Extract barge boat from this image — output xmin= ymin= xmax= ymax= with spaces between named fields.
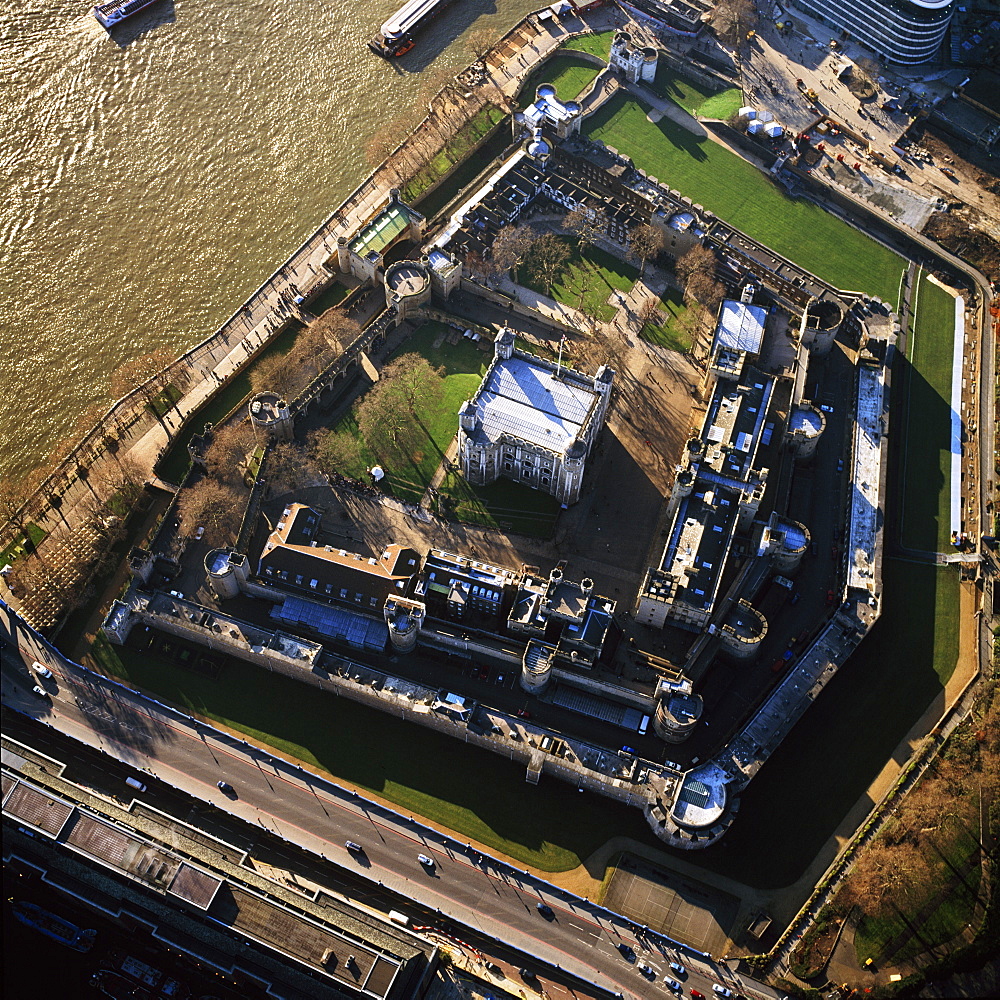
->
xmin=369 ymin=0 xmax=457 ymax=57
xmin=11 ymin=900 xmax=97 ymax=952
xmin=93 ymin=0 xmax=162 ymax=30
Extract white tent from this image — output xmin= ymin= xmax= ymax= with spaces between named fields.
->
xmin=747 ymin=120 xmax=764 ymax=134
xmin=738 ymin=106 xmax=757 ymax=119
xmin=765 ymin=122 xmax=783 ymax=138
xmin=370 ymin=466 xmax=385 ymax=482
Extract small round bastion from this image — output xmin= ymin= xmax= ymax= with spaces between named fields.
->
xmin=249 ymin=391 xmax=293 ymax=442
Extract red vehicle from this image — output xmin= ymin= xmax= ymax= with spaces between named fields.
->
xmin=691 ymin=991 xmax=705 ymax=999
xmin=516 ymin=708 xmax=532 ymax=718
xmin=826 ymin=589 xmax=835 ymax=605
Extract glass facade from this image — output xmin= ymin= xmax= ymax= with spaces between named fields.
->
xmin=791 ymin=0 xmax=955 ymax=64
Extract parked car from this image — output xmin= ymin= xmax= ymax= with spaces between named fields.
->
xmin=194 ymin=526 xmax=205 ymax=540
xmin=669 ymin=962 xmax=686 ymax=976
xmin=712 ymin=987 xmax=734 ymax=997
xmin=518 ymin=968 xmax=537 ymax=981
xmin=32 ymin=684 xmax=48 ymax=698
xmin=638 ymin=962 xmax=656 ymax=979
xmin=620 ymin=745 xmax=637 ymax=756
xmin=826 ymin=588 xmax=835 ymax=605
xmin=516 ymin=708 xmax=532 ymax=718
xmin=617 ymin=943 xmax=636 ymax=962
xmin=690 ymin=991 xmax=705 ymax=999
xmin=31 ymin=660 xmax=52 ymax=679
xmin=664 ymin=979 xmax=683 ymax=992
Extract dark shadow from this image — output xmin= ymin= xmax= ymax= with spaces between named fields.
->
xmin=388 ymin=1 xmax=498 ymax=74
xmin=103 ymin=0 xmax=177 ymax=49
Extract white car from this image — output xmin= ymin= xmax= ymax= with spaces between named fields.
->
xmin=32 ymin=660 xmax=53 ymax=679
xmin=417 ymin=854 xmax=435 ymax=867
xmin=669 ymin=962 xmax=686 ymax=977
xmin=663 ymin=979 xmax=682 ymax=992
xmin=712 ymin=986 xmax=734 ymax=997
xmin=194 ymin=526 xmax=205 ymax=540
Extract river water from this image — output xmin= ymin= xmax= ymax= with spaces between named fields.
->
xmin=0 ymin=0 xmax=540 ymax=481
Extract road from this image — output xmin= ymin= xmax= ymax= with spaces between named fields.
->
xmin=1 ymin=603 xmax=785 ymax=1000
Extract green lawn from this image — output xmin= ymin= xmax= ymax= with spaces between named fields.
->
xmin=0 ymin=522 xmax=47 ymax=566
xmin=330 ymin=322 xmax=564 ymax=537
xmin=855 ymin=817 xmax=982 ymax=964
xmin=647 ymin=66 xmax=742 ymax=120
xmin=564 ymin=30 xmax=614 ymax=61
xmin=521 ymin=52 xmax=601 ymax=103
xmin=900 ymin=276 xmax=958 ymax=552
xmin=330 ymin=322 xmax=486 ymax=504
xmin=155 ymin=321 xmax=304 ymax=485
xmin=402 ymin=105 xmax=507 ymax=204
xmin=438 ymin=469 xmax=562 ymax=538
xmin=147 ymin=383 xmax=183 ymax=419
xmin=641 ymin=286 xmax=697 ymax=352
xmin=689 ymin=560 xmax=960 ymax=889
xmin=308 ymin=282 xmax=348 ymax=316
xmin=89 ymin=633 xmax=657 ymax=871
xmin=520 ymin=239 xmax=639 ymax=322
xmin=583 ymin=93 xmax=905 ymax=303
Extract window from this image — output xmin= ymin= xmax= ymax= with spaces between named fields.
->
xmin=265 ymin=567 xmax=273 ymax=576
xmin=542 ymin=478 xmax=550 ymax=487
xmin=504 ymin=462 xmax=512 ymax=471
xmin=325 ymin=584 xmax=333 ymax=594
xmin=542 ymin=467 xmax=551 ymax=476
xmin=354 ymin=592 xmax=362 ymax=603
xmin=340 ymin=588 xmax=348 ymax=598
xmin=309 ymin=579 xmax=318 ymax=589
xmin=295 ymin=575 xmax=304 ymax=585
xmin=370 ymin=596 xmax=378 ymax=607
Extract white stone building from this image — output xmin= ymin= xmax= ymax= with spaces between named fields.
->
xmin=457 ymin=329 xmax=613 ymax=506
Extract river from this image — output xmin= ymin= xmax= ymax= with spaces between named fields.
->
xmin=0 ymin=0 xmax=541 ymax=481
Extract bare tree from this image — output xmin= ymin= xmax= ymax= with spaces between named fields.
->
xmin=855 ymin=56 xmax=882 ymax=85
xmin=177 ymin=478 xmax=244 ymax=546
xmin=711 ymin=0 xmax=758 ymax=46
xmin=467 ymin=27 xmax=497 ymax=61
xmin=637 ymin=297 xmax=662 ymax=328
xmin=526 ymin=233 xmax=571 ymax=292
xmin=684 ymin=272 xmax=726 ymax=311
xmin=842 ymin=839 xmax=931 ymax=915
xmin=94 ymin=454 xmax=147 ymax=507
xmin=267 ymin=441 xmax=320 ymax=495
xmin=109 ymin=347 xmax=179 ymax=425
xmin=491 ymin=225 xmax=538 ymax=276
xmin=249 ymin=352 xmax=305 ymax=401
xmin=204 ymin=422 xmax=256 ymax=488
xmin=564 ymin=206 xmax=609 ymax=250
xmin=312 ymin=309 xmax=360 ymax=355
xmin=628 ymin=224 xmax=666 ymax=273
xmin=676 ymin=243 xmax=718 ymax=285
xmin=309 ymin=428 xmax=364 ymax=478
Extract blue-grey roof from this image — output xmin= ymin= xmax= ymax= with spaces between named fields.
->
xmin=713 ymin=300 xmax=767 ymax=356
xmin=473 ymin=357 xmax=598 ymax=452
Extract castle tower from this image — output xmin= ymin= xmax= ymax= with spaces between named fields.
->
xmin=653 ymin=681 xmax=703 ymax=743
xmin=384 ymin=596 xmax=426 ymax=653
xmin=494 ymin=326 xmax=516 ymax=361
xmin=249 ymin=392 xmax=294 ymax=443
xmin=205 ymin=549 xmax=249 ymax=600
xmin=786 ymin=404 xmax=826 ymax=461
xmin=520 ymin=640 xmax=556 ymax=695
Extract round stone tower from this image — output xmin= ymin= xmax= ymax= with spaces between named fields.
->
xmin=786 ymin=404 xmax=825 ymax=461
xmin=249 ymin=391 xmax=294 ymax=443
xmin=718 ymin=600 xmax=767 ymax=660
xmin=520 ymin=640 xmax=556 ymax=695
xmin=384 ymin=596 xmax=426 ymax=654
xmin=654 ymin=689 xmax=704 ymax=743
xmin=205 ymin=549 xmax=248 ymax=600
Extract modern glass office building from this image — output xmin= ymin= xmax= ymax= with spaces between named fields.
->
xmin=791 ymin=0 xmax=956 ymax=64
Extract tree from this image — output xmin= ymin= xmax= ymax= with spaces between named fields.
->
xmin=491 ymin=225 xmax=537 ymax=276
xmin=266 ymin=441 xmax=320 ymax=495
xmin=526 ymin=233 xmax=571 ymax=292
xmin=109 ymin=347 xmax=179 ymax=425
xmin=95 ymin=454 xmax=147 ymax=507
xmin=467 ymin=27 xmax=496 ymax=61
xmin=309 ymin=428 xmax=364 ymax=478
xmin=676 ymin=243 xmax=718 ymax=286
xmin=711 ymin=0 xmax=758 ymax=46
xmin=843 ymin=839 xmax=931 ymax=915
xmin=355 ymin=354 xmax=444 ymax=460
xmin=312 ymin=309 xmax=360 ymax=355
xmin=637 ymin=297 xmax=662 ymax=328
xmin=564 ymin=206 xmax=608 ymax=250
xmin=249 ymin=352 xmax=305 ymax=401
xmin=627 ymin=224 xmax=666 ymax=272
xmin=177 ymin=478 xmax=244 ymax=546
xmin=684 ymin=272 xmax=726 ymax=311
xmin=204 ymin=422 xmax=256 ymax=488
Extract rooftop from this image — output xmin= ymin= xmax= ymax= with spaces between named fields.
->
xmin=468 ymin=355 xmax=601 ymax=453
xmin=348 ymin=202 xmax=414 ymax=260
